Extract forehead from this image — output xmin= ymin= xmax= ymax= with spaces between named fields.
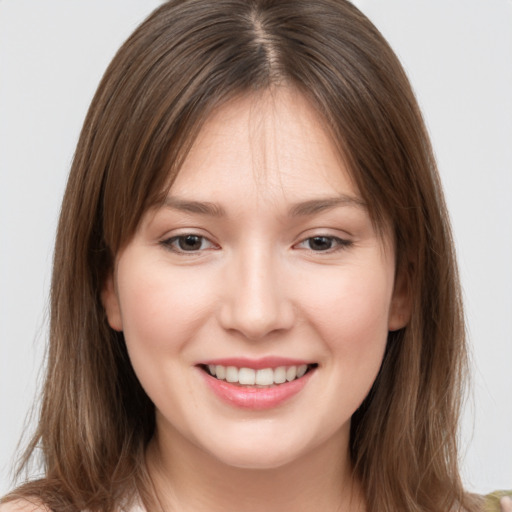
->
xmin=168 ymin=87 xmax=360 ymax=207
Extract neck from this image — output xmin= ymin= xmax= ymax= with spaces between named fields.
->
xmin=145 ymin=423 xmax=365 ymax=512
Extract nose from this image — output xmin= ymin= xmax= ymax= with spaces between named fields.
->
xmin=218 ymin=245 xmax=295 ymax=340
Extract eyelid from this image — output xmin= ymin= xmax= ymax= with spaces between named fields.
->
xmin=293 ymin=235 xmax=353 ymax=253
xmin=158 ymin=230 xmax=352 ymax=255
xmin=160 ymin=233 xmax=219 ymax=254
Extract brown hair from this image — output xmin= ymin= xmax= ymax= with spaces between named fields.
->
xmin=3 ymin=1 xmax=479 ymax=511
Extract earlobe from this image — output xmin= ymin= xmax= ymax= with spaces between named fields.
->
xmin=388 ymin=267 xmax=412 ymax=332
xmin=101 ymin=273 xmax=123 ymax=332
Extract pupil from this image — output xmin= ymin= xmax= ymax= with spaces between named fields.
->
xmin=310 ymin=237 xmax=332 ymax=251
xmin=179 ymin=235 xmax=202 ymax=251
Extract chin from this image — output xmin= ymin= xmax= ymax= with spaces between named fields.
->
xmin=198 ymin=426 xmax=323 ymax=471
xmin=210 ymin=446 xmax=302 ymax=471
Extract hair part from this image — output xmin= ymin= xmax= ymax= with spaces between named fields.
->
xmin=3 ymin=1 xmax=478 ymax=511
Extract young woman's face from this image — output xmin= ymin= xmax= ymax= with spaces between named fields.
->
xmin=103 ymin=88 xmax=408 ymax=470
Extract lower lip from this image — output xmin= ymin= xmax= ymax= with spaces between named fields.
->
xmin=200 ymin=369 xmax=314 ymax=410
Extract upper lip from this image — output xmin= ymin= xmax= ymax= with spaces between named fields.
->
xmin=197 ymin=357 xmax=314 ymax=370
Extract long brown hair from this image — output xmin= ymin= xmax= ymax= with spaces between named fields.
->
xmin=3 ymin=1 xmax=479 ymax=511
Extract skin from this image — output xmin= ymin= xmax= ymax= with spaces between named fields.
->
xmin=501 ymin=497 xmax=512 ymax=512
xmin=1 ymin=89 xmax=509 ymax=512
xmin=101 ymin=88 xmax=410 ymax=511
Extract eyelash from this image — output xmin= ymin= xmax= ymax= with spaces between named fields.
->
xmin=295 ymin=236 xmax=353 ymax=253
xmin=160 ymin=234 xmax=352 ymax=254
xmin=161 ymin=234 xmax=217 ymax=254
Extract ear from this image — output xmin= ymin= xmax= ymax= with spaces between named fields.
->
xmin=101 ymin=273 xmax=123 ymax=332
xmin=388 ymin=265 xmax=412 ymax=332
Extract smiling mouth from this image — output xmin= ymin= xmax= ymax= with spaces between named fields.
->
xmin=200 ymin=364 xmax=318 ymax=387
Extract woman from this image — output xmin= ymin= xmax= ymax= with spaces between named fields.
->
xmin=1 ymin=1 xmax=509 ymax=511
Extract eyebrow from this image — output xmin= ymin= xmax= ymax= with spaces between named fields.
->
xmin=163 ymin=197 xmax=226 ymax=217
xmin=163 ymin=194 xmax=366 ymax=217
xmin=288 ymin=195 xmax=367 ymax=216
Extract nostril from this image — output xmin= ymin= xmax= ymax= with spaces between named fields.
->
xmin=218 ymin=302 xmax=295 ymax=341
xmin=217 ymin=265 xmax=295 ymax=339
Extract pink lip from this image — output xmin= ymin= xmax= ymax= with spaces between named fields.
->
xmin=199 ymin=356 xmax=311 ymax=370
xmin=198 ymin=365 xmax=315 ymax=411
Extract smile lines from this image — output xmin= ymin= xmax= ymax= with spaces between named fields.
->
xmin=204 ymin=364 xmax=315 ymax=387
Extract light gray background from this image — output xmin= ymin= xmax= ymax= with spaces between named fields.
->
xmin=1 ymin=0 xmax=511 ymax=495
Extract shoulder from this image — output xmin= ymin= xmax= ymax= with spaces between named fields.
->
xmin=0 ymin=499 xmax=50 ymax=512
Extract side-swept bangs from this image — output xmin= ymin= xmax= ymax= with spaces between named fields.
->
xmin=9 ymin=2 xmax=471 ymax=511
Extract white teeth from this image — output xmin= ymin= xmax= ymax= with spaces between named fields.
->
xmin=239 ymin=367 xmax=256 ymax=385
xmin=297 ymin=364 xmax=308 ymax=378
xmin=286 ymin=366 xmax=297 ymax=382
xmin=273 ymin=366 xmax=287 ymax=384
xmin=206 ymin=364 xmax=312 ymax=386
xmin=215 ymin=365 xmax=226 ymax=380
xmin=226 ymin=366 xmax=238 ymax=383
xmin=255 ymin=368 xmax=274 ymax=386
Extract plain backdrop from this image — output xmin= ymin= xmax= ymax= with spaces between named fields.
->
xmin=1 ymin=0 xmax=511 ymax=496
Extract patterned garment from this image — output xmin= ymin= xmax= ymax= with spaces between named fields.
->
xmin=484 ymin=491 xmax=512 ymax=512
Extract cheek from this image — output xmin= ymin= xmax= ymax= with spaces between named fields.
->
xmin=297 ymin=261 xmax=393 ymax=363
xmin=115 ymin=259 xmax=219 ymax=417
xmin=116 ymin=260 xmax=216 ymax=357
xmin=283 ymin=259 xmax=394 ymax=440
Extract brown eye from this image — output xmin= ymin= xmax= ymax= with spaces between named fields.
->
xmin=307 ymin=236 xmax=335 ymax=251
xmin=162 ymin=234 xmax=216 ymax=253
xmin=295 ymin=236 xmax=352 ymax=253
xmin=178 ymin=235 xmax=203 ymax=251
